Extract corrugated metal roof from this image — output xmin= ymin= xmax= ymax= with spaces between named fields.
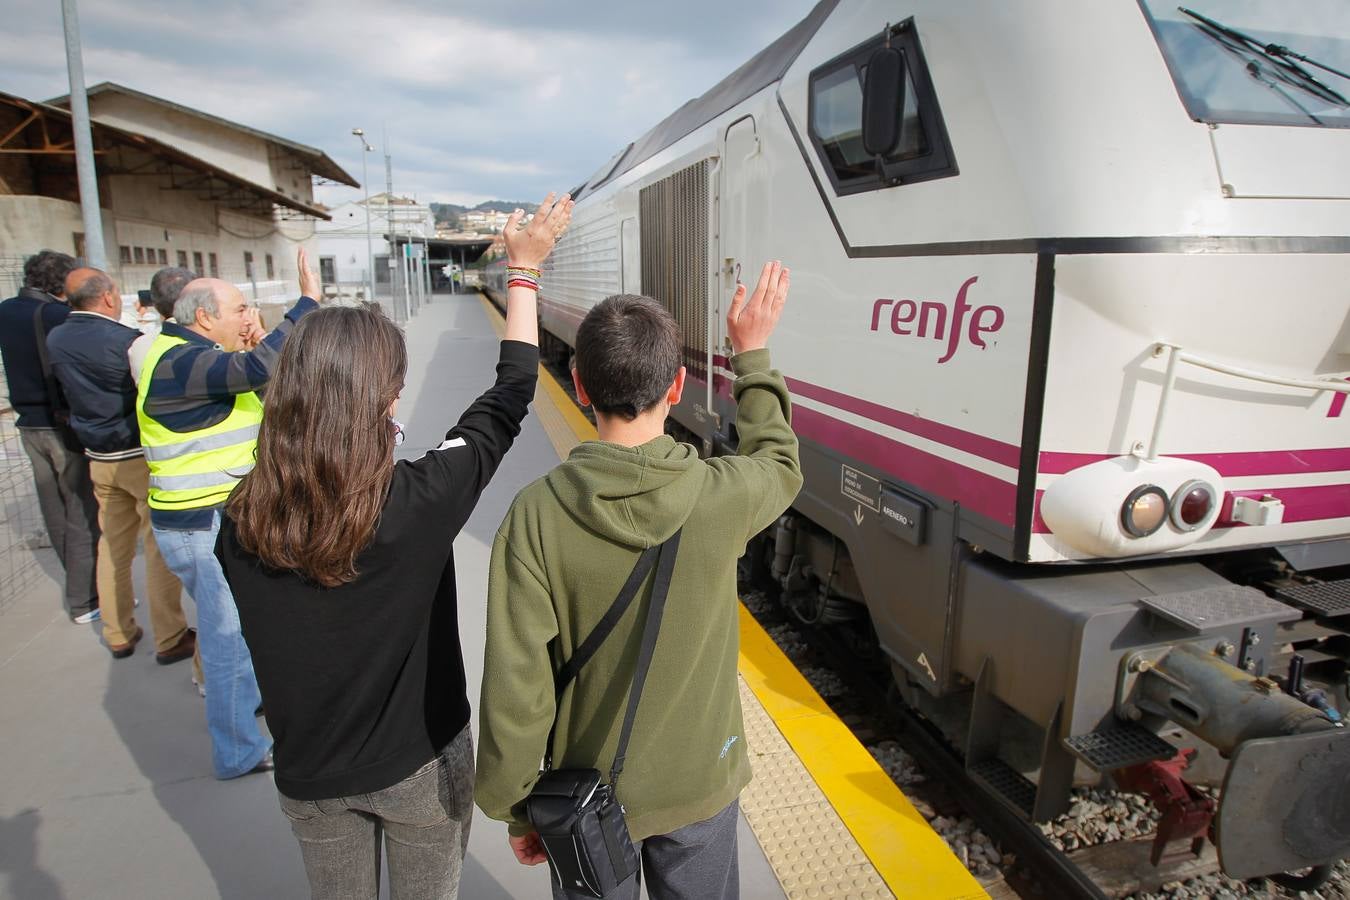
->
xmin=0 ymin=90 xmax=334 ymax=221
xmin=46 ymin=82 xmax=359 ymax=188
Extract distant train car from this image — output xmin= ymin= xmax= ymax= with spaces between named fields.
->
xmin=485 ymin=0 xmax=1350 ymax=881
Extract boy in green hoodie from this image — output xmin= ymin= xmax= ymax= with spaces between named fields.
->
xmin=476 ymin=261 xmax=801 ymax=899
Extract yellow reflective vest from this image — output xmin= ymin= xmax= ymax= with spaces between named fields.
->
xmin=136 ymin=333 xmax=263 ymax=511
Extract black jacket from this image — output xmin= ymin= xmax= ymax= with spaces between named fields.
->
xmin=0 ymin=288 xmax=72 ymax=428
xmin=217 ymin=341 xmax=539 ymax=800
xmin=46 ymin=312 xmax=144 ymax=461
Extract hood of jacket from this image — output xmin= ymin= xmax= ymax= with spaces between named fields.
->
xmin=545 ymin=435 xmax=704 ymax=548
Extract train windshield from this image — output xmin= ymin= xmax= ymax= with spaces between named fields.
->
xmin=1140 ymin=1 xmax=1350 ymax=128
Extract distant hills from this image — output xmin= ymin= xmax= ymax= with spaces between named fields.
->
xmin=431 ymin=200 xmax=532 ymax=226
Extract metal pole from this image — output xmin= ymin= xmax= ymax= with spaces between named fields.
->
xmin=60 ymin=0 xmax=106 ymax=269
xmin=384 ymin=148 xmax=400 ymax=322
xmin=352 ymin=129 xmax=374 ymax=302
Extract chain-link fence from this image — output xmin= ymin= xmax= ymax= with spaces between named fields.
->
xmin=0 ymin=360 xmax=47 ymax=617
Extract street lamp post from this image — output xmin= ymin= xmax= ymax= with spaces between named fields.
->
xmin=351 ymin=128 xmax=375 ymax=302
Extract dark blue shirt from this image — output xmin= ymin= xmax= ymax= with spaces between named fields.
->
xmin=0 ymin=288 xmax=72 ymax=428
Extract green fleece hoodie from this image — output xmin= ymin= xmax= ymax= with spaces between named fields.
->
xmin=475 ymin=348 xmax=802 ymax=840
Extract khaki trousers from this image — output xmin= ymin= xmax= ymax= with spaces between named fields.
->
xmin=90 ymin=457 xmax=187 ymax=652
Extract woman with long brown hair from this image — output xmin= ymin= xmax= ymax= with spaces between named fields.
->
xmin=217 ymin=193 xmax=573 ymax=898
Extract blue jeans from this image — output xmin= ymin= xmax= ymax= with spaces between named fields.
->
xmin=153 ymin=512 xmax=271 ymax=779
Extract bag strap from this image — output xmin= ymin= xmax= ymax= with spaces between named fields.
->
xmin=609 ymin=527 xmax=681 ymax=786
xmin=543 ymin=528 xmax=683 ymax=775
xmin=31 ymin=303 xmax=69 ymax=417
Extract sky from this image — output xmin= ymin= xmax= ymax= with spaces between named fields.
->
xmin=1 ymin=0 xmax=820 ymax=208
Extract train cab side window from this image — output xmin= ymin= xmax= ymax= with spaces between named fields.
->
xmin=807 ymin=20 xmax=956 ymax=195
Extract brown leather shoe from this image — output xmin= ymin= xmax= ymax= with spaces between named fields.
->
xmin=156 ymin=628 xmax=196 ymax=666
xmin=109 ymin=626 xmax=144 ymax=659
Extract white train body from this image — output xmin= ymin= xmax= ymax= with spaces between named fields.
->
xmin=519 ymin=0 xmax=1349 ymax=569
xmin=486 ymin=2 xmax=1350 ymax=873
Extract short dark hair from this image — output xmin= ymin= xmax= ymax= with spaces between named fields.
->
xmin=23 ymin=250 xmax=78 ymax=296
xmin=574 ymin=294 xmax=680 ymax=420
xmin=66 ymin=270 xmax=117 ymax=311
xmin=150 ymin=267 xmax=196 ymax=319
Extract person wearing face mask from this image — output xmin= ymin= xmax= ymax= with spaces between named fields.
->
xmin=137 ymin=247 xmax=322 ymax=780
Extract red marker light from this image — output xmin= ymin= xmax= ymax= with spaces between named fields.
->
xmin=1171 ymin=480 xmax=1216 ymax=532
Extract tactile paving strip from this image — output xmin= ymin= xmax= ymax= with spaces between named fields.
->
xmin=1063 ymin=726 xmax=1176 ymax=771
xmin=738 ymin=677 xmax=894 ymax=899
xmin=1139 ymin=585 xmax=1300 ymax=634
xmin=1272 ymin=579 xmax=1350 ymax=617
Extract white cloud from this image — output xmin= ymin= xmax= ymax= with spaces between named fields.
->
xmin=0 ymin=0 xmax=820 ymax=204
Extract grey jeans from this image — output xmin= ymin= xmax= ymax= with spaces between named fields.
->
xmin=277 ymin=726 xmax=475 ymax=900
xmin=18 ymin=426 xmax=99 ymax=616
xmin=552 ymin=800 xmax=740 ymax=900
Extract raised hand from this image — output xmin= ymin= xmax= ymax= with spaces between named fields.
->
xmin=726 ymin=261 xmax=790 ymax=355
xmin=502 ymin=193 xmax=574 ymax=270
xmin=241 ymin=306 xmax=265 ymax=349
xmin=297 ymin=247 xmax=321 ymax=300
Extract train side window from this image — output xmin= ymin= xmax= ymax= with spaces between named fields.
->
xmin=807 ymin=20 xmax=956 ymax=195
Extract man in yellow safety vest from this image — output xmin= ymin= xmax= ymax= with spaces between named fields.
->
xmin=137 ymin=248 xmax=322 ymax=779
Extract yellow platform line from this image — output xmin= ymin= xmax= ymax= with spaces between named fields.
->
xmin=473 ymin=293 xmax=985 ymax=899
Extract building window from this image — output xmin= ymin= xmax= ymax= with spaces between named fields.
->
xmin=134 ymin=247 xmax=145 ymax=264
xmin=144 ymin=247 xmax=156 ymax=263
xmin=73 ymin=233 xmax=86 ymax=259
xmin=120 ymin=246 xmax=132 ymax=264
xmin=209 ymin=252 xmax=219 ymax=278
xmin=157 ymin=248 xmax=168 ymax=265
xmin=806 ymin=18 xmax=956 ymax=196
xmin=193 ymin=251 xmax=204 ymax=274
xmin=244 ymin=251 xmax=254 ymax=279
xmin=265 ymin=253 xmax=275 ymax=280
xmin=177 ymin=250 xmax=188 ymax=268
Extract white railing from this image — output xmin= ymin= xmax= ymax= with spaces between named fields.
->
xmin=1146 ymin=342 xmax=1350 ymax=460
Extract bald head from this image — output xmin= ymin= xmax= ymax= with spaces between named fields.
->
xmin=65 ymin=267 xmax=119 ymax=313
xmin=177 ymin=278 xmax=253 ymax=351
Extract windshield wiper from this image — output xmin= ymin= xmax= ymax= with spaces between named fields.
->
xmin=1179 ymin=6 xmax=1349 ymax=107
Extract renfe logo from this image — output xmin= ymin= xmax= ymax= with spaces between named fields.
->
xmin=869 ymin=276 xmax=1005 ymax=364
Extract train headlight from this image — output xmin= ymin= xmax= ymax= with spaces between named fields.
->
xmin=1039 ymin=457 xmax=1225 ymax=558
xmin=1121 ymin=485 xmax=1169 ymax=537
xmin=1170 ymin=480 xmax=1217 ymax=531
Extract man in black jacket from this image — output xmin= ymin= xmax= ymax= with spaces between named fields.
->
xmin=0 ymin=250 xmax=99 ymax=622
xmin=47 ymin=268 xmax=193 ymax=662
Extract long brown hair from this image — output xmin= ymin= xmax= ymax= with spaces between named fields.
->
xmin=228 ymin=304 xmax=407 ymax=587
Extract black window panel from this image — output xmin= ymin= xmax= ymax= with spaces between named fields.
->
xmin=806 ymin=19 xmax=957 ymax=196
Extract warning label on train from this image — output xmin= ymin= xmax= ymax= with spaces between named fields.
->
xmin=840 ymin=465 xmax=880 ymax=511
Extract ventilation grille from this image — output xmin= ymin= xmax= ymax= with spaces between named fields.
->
xmin=639 ymin=160 xmax=710 ymax=380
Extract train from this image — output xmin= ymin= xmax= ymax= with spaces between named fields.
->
xmin=484 ymin=0 xmax=1350 ymax=884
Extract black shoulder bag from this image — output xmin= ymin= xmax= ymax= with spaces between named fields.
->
xmin=526 ymin=528 xmax=682 ymax=899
